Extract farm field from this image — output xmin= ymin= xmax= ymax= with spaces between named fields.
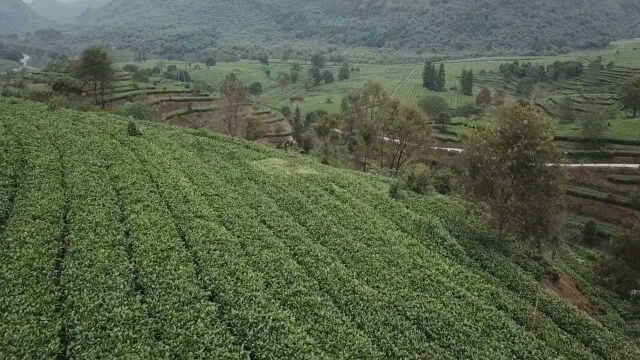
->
xmin=1 ymin=97 xmax=639 ymax=358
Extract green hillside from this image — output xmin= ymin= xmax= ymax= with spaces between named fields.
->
xmin=1 ymin=97 xmax=639 ymax=358
xmin=75 ymin=0 xmax=640 ymax=55
xmin=27 ymin=0 xmax=111 ymax=24
xmin=0 ymin=0 xmax=52 ymax=34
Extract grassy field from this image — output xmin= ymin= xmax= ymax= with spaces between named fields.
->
xmin=1 ymin=97 xmax=639 ymax=358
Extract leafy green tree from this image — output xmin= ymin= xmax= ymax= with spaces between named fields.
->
xmin=311 ymin=53 xmax=326 ymax=68
xmin=76 ymin=46 xmax=114 ymax=107
xmin=280 ymin=105 xmax=292 ymax=119
xmin=436 ymin=63 xmax=446 ymax=91
xmin=248 ymin=82 xmax=263 ymax=96
xmin=205 ymin=57 xmax=216 ymax=68
xmin=338 ymin=62 xmax=351 ymax=80
xmin=581 ymin=108 xmax=609 ymax=148
xmin=460 ymin=69 xmax=474 ymax=96
xmin=310 ymin=67 xmax=323 ymax=85
xmin=464 ymin=103 xmax=565 ymax=249
xmin=322 ymin=70 xmax=334 ymax=84
xmin=557 ymin=96 xmax=576 ymax=122
xmin=117 ymin=102 xmax=153 ymax=120
xmin=620 ymin=76 xmax=640 ymax=117
xmin=419 ymin=95 xmax=449 ymax=118
xmin=422 ymin=60 xmax=436 ymax=90
xmin=52 ymin=76 xmax=83 ymax=95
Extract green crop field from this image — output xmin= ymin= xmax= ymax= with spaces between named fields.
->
xmin=1 ymin=97 xmax=639 ymax=358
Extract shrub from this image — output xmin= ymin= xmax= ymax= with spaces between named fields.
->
xmin=123 ymin=64 xmax=139 ymax=73
xmin=581 ymin=220 xmax=599 ymax=246
xmin=431 ymin=167 xmax=456 ymax=195
xmin=420 ymin=95 xmax=449 ymax=118
xmin=456 ymin=103 xmax=481 ymax=118
xmin=406 ymin=164 xmax=430 ymax=194
xmin=116 ymin=102 xmax=153 ymax=121
xmin=389 ymin=181 xmax=400 ymax=199
xmin=25 ymin=87 xmax=52 ymax=103
xmin=127 ymin=120 xmax=142 ymax=137
xmin=248 ymin=82 xmax=263 ymax=96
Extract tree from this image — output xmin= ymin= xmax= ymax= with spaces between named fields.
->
xmin=384 ymin=104 xmax=431 ymax=172
xmin=419 ymin=95 xmax=449 ymax=118
xmin=220 ymin=73 xmax=248 ymax=137
xmin=620 ymin=76 xmax=640 ymax=117
xmin=248 ymin=82 xmax=263 ymax=96
xmin=464 ymin=103 xmax=565 ymax=249
xmin=422 ymin=60 xmax=436 ymax=90
xmin=311 ymin=53 xmax=326 ymax=68
xmin=476 ymin=87 xmax=493 ymax=107
xmin=314 ymin=115 xmax=340 ymax=164
xmin=322 ymin=70 xmax=334 ymax=84
xmin=278 ymin=73 xmax=290 ymax=96
xmin=338 ymin=62 xmax=351 ymax=80
xmin=460 ymin=69 xmax=474 ymax=96
xmin=257 ymin=54 xmax=269 ymax=65
xmin=310 ymin=67 xmax=323 ymax=86
xmin=581 ymin=108 xmax=609 ymax=148
xmin=436 ymin=63 xmax=446 ymax=91
xmin=280 ymin=105 xmax=292 ymax=120
xmin=557 ymin=96 xmax=576 ymax=122
xmin=341 ymin=91 xmax=363 ymax=152
xmin=292 ymin=106 xmax=304 ymax=144
xmin=76 ymin=47 xmax=114 ymax=108
xmin=435 ymin=112 xmax=450 ymax=130
xmin=52 ymin=76 xmax=83 ymax=95
xmin=205 ymin=57 xmax=217 ymax=68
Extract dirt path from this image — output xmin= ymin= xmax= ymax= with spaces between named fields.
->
xmin=391 ymin=66 xmax=419 ymax=97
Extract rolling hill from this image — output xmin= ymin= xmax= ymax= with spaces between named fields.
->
xmin=26 ymin=0 xmax=111 ymax=24
xmin=73 ymin=0 xmax=640 ymax=55
xmin=1 ymin=96 xmax=639 ymax=358
xmin=0 ymin=0 xmax=52 ymax=34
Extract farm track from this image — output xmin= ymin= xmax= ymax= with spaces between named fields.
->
xmin=391 ymin=66 xmax=419 ymax=97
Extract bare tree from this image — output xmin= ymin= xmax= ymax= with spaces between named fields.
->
xmin=220 ymin=73 xmax=248 ymax=137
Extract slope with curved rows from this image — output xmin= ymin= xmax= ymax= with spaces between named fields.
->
xmin=0 ymin=97 xmax=639 ymax=359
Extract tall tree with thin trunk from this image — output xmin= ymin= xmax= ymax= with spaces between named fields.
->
xmin=221 ymin=73 xmax=248 ymax=137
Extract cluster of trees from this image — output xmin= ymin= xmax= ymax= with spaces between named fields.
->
xmin=66 ymin=0 xmax=640 ymax=57
xmin=422 ymin=61 xmax=446 ymax=91
xmin=339 ymin=81 xmax=432 ymax=172
xmin=460 ymin=69 xmax=474 ymax=96
xmin=499 ymin=61 xmax=584 ymax=98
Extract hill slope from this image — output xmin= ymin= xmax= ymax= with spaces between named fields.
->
xmin=75 ymin=0 xmax=640 ymax=54
xmin=27 ymin=0 xmax=111 ymax=24
xmin=1 ymin=97 xmax=639 ymax=358
xmin=0 ymin=0 xmax=52 ymax=34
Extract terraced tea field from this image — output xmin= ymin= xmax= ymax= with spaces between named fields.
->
xmin=1 ymin=97 xmax=639 ymax=358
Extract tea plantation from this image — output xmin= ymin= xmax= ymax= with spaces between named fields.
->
xmin=1 ymin=97 xmax=639 ymax=359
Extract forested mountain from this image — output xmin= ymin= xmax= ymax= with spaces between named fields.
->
xmin=27 ymin=0 xmax=111 ymax=24
xmin=74 ymin=0 xmax=640 ymax=55
xmin=0 ymin=0 xmax=52 ymax=34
